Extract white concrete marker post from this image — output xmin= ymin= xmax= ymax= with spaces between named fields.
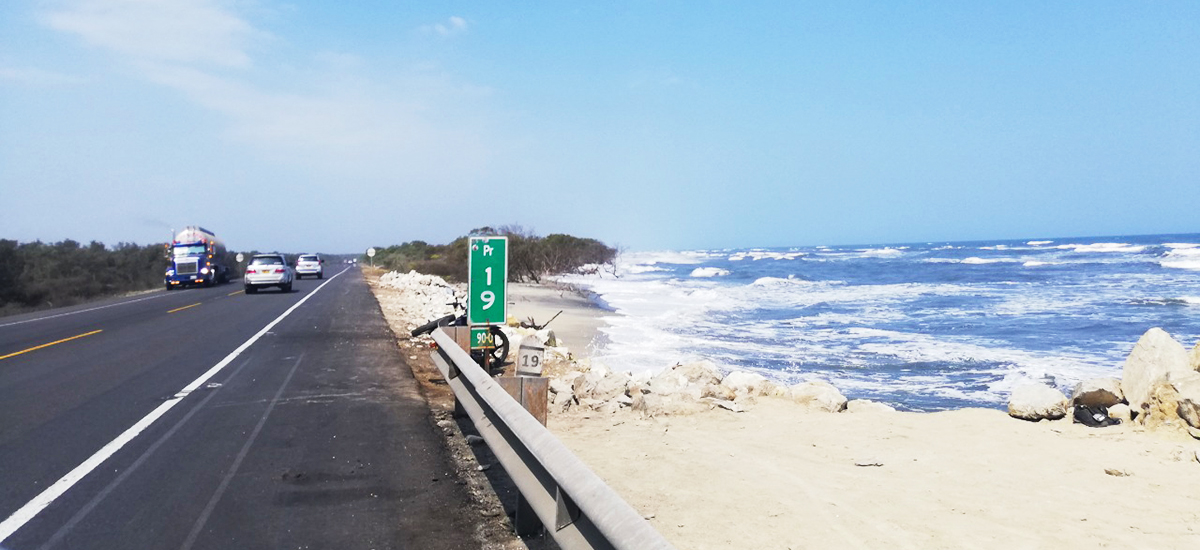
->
xmin=517 ymin=342 xmax=544 ymax=377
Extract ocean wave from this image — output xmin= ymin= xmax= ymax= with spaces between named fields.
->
xmin=1130 ymin=297 xmax=1200 ymax=307
xmin=728 ymin=251 xmax=805 ymax=261
xmin=625 ymin=264 xmax=669 ymax=274
xmin=623 ymin=250 xmax=712 ymax=266
xmin=561 ymin=236 xmax=1200 ymax=410
xmin=750 ymin=276 xmax=819 ymax=287
xmin=1058 ymin=243 xmax=1146 ymax=254
xmin=1161 ymin=260 xmax=1200 ymax=271
xmin=860 ymin=247 xmax=904 ymax=257
xmin=1164 ymin=247 xmax=1200 ymax=258
xmin=962 ymin=257 xmax=1021 ymax=264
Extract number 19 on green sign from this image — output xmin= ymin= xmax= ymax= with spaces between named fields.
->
xmin=469 ymin=237 xmax=507 ymax=325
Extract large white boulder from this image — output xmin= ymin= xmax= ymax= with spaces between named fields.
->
xmin=1007 ymin=383 xmax=1068 ymax=421
xmin=1190 ymin=342 xmax=1200 ymax=372
xmin=787 ymin=381 xmax=848 ymax=412
xmin=1108 ymin=403 xmax=1132 ymax=423
xmin=649 ymin=370 xmax=689 ymax=395
xmin=1171 ymin=370 xmax=1200 ymax=429
xmin=1071 ymin=377 xmax=1124 ymax=408
xmin=721 ymin=371 xmax=771 ymax=395
xmin=1121 ymin=328 xmax=1191 ymax=417
xmin=674 ymin=360 xmax=724 ymax=386
xmin=846 ymin=399 xmax=896 ymax=413
xmin=591 ymin=371 xmax=631 ymax=402
xmin=1139 ymin=380 xmax=1185 ymax=431
xmin=702 ymin=384 xmax=737 ymax=401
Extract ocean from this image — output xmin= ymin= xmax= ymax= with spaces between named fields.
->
xmin=559 ymin=233 xmax=1200 ymax=411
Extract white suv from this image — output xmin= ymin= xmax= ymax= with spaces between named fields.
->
xmin=244 ymin=254 xmax=294 ymax=293
xmin=295 ymin=254 xmax=324 ymax=279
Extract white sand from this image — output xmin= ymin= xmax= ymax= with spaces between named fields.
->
xmin=507 ymin=282 xmax=609 ymax=355
xmin=508 ymin=284 xmax=1200 ymax=550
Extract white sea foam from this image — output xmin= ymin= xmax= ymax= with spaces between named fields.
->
xmin=625 ymin=264 xmax=669 ymax=274
xmin=729 ymin=250 xmax=805 ymax=261
xmin=1162 ymin=260 xmax=1200 ymax=271
xmin=1027 ymin=240 xmax=1054 ymax=246
xmin=624 ymin=250 xmax=711 ymax=266
xmin=1058 ymin=243 xmax=1146 ymax=254
xmin=961 ymin=257 xmax=1020 ymax=264
xmin=560 ymin=239 xmax=1198 ymax=408
xmin=1163 ymin=243 xmax=1199 ymax=249
xmin=1164 ymin=247 xmax=1200 ymax=258
xmin=861 ymin=247 xmax=904 ymax=257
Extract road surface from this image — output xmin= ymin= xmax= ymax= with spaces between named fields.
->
xmin=0 ymin=266 xmax=482 ymax=549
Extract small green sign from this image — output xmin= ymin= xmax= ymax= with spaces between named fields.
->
xmin=470 ymin=327 xmax=495 ymax=350
xmin=468 ymin=236 xmax=508 ymax=325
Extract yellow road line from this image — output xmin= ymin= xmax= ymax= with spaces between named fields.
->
xmin=0 ymin=329 xmax=103 ymax=361
xmin=168 ymin=303 xmax=202 ymax=314
xmin=227 ymin=290 xmax=244 ymax=296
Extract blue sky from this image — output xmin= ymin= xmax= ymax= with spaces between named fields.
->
xmin=1 ymin=1 xmax=1197 ymax=253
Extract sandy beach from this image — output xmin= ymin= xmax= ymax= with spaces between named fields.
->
xmin=503 ymin=282 xmax=1200 ymax=550
xmin=370 ymin=271 xmax=1200 ymax=549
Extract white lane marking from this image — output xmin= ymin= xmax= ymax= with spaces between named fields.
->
xmin=34 ymin=358 xmax=256 ymax=550
xmin=0 ymin=293 xmax=169 ymax=328
xmin=0 ymin=267 xmax=350 ymax=544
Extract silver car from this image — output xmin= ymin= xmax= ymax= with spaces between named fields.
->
xmin=295 ymin=254 xmax=324 ymax=279
xmin=244 ymin=254 xmax=294 ymax=293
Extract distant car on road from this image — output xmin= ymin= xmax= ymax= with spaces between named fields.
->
xmin=244 ymin=254 xmax=294 ymax=293
xmin=295 ymin=254 xmax=324 ymax=279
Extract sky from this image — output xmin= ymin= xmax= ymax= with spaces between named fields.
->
xmin=1 ymin=1 xmax=1197 ymax=253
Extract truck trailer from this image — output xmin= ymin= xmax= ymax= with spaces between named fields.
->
xmin=165 ymin=226 xmax=230 ymax=289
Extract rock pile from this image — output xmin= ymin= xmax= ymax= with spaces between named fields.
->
xmin=1005 ymin=327 xmax=1200 ymax=436
xmin=544 ymin=357 xmax=896 ymax=418
xmin=376 ymin=270 xmax=464 ymax=335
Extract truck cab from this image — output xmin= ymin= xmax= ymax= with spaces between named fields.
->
xmin=165 ymin=226 xmax=230 ymax=290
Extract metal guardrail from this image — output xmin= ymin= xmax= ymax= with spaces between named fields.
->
xmin=429 ymin=328 xmax=676 ymax=550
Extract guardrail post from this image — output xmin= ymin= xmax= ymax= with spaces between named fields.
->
xmin=428 ymin=327 xmax=676 ymax=550
xmin=497 ymin=377 xmax=549 ymax=426
xmin=515 ymin=490 xmax=541 ymax=536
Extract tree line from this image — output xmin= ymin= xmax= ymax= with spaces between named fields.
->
xmin=0 ymin=239 xmax=322 ymax=317
xmin=368 ymin=226 xmax=618 ymax=283
xmin=0 ymin=239 xmax=168 ymax=316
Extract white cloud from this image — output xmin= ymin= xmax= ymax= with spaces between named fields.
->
xmin=43 ymin=0 xmax=264 ymax=68
xmin=423 ymin=15 xmax=468 ymax=37
xmin=0 ymin=66 xmax=86 ymax=85
xmin=38 ymin=1 xmax=500 ymax=181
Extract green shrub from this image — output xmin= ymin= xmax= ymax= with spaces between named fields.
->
xmin=370 ymin=226 xmax=616 ymax=283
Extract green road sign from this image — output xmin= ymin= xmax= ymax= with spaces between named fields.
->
xmin=470 ymin=327 xmax=495 ymax=350
xmin=468 ymin=236 xmax=507 ymax=325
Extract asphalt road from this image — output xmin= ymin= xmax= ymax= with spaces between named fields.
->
xmin=0 ymin=266 xmax=482 ymax=549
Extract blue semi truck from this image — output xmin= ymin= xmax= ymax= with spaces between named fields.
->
xmin=165 ymin=226 xmax=231 ymax=290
